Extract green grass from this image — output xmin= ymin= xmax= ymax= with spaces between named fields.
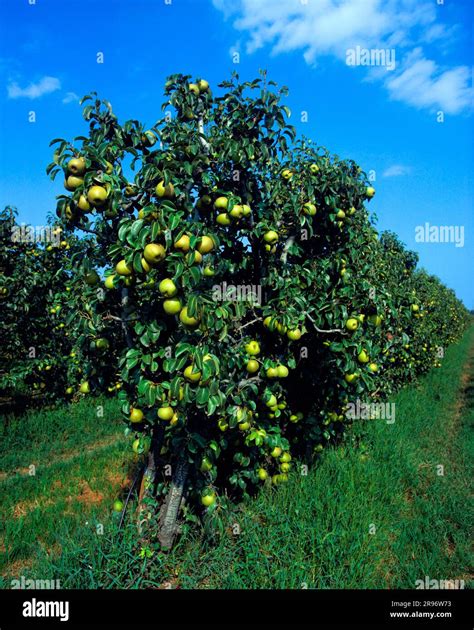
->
xmin=1 ymin=329 xmax=473 ymax=589
xmin=0 ymin=395 xmax=122 ymax=472
xmin=0 ymin=396 xmax=137 ymax=586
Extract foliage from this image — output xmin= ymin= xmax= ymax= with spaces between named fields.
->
xmin=2 ymin=327 xmax=472 ymax=587
xmin=0 ymin=207 xmax=74 ymax=407
xmin=37 ymin=71 xmax=471 ymax=517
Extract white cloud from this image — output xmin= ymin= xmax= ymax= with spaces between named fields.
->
xmin=62 ymin=91 xmax=79 ymax=104
xmin=385 ymin=49 xmax=472 ymax=114
xmin=383 ymin=165 xmax=411 ymax=178
xmin=7 ymin=76 xmax=61 ymax=99
xmin=213 ymin=0 xmax=472 ymax=115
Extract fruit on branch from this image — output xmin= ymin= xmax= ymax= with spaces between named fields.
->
xmin=159 ymin=278 xmax=178 ymax=297
xmin=67 ymin=157 xmax=86 ymax=176
xmin=130 ymin=408 xmax=144 ymax=423
xmin=155 ymin=180 xmax=175 ymax=198
xmin=116 ymin=260 xmax=133 ymax=276
xmin=197 ymin=236 xmax=215 ymax=254
xmin=263 ymin=230 xmax=279 ymax=244
xmin=303 ymin=202 xmax=317 ymax=216
xmin=357 ymin=350 xmax=369 ymax=364
xmin=216 ymin=213 xmax=231 ymax=226
xmin=143 ymin=243 xmax=166 ymax=264
xmin=87 ymin=185 xmax=108 ymax=207
xmin=345 ymin=318 xmax=359 ymax=332
xmin=366 ymin=186 xmax=376 ymax=198
xmin=174 ymin=234 xmax=190 ymax=252
xmin=163 ymin=298 xmax=182 ymax=315
xmin=65 ymin=176 xmax=84 ymax=191
xmin=179 ymin=306 xmax=200 ymax=328
xmin=214 ymin=197 xmax=228 ymax=210
xmin=184 ymin=365 xmax=202 ymax=383
xmin=245 ymin=340 xmax=260 ymax=356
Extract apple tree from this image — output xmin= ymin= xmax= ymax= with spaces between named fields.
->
xmin=47 ymin=72 xmax=469 ymax=548
xmin=0 ymin=207 xmax=74 ymax=409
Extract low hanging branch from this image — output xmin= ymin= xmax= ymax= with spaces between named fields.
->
xmin=236 ymin=317 xmax=261 ymax=332
xmin=305 ymin=312 xmax=345 ymax=335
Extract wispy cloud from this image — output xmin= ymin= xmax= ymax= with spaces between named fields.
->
xmin=384 ymin=48 xmax=472 ymax=115
xmin=62 ymin=91 xmax=79 ymax=104
xmin=213 ymin=0 xmax=472 ymax=115
xmin=383 ymin=164 xmax=411 ymax=178
xmin=7 ymin=76 xmax=61 ymax=99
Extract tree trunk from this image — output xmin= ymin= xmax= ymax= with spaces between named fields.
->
xmin=137 ymin=425 xmax=163 ymax=533
xmin=157 ymin=453 xmax=189 ymax=550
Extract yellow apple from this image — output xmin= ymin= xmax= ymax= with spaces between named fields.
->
xmin=67 ymin=157 xmax=86 ymax=176
xmin=143 ymin=243 xmax=166 ymax=264
xmin=155 ymin=180 xmax=175 ymax=198
xmin=163 ymin=298 xmax=182 ymax=315
xmin=216 ymin=213 xmax=231 ymax=226
xmin=116 ymin=259 xmax=133 ymax=276
xmin=174 ymin=234 xmax=190 ymax=252
xmin=197 ymin=236 xmax=215 ymax=254
xmin=87 ymin=185 xmax=108 ymax=207
xmin=159 ymin=278 xmax=178 ymax=297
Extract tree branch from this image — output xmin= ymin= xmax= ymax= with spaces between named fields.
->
xmin=197 ymin=117 xmax=210 ymax=153
xmin=236 ymin=317 xmax=261 ymax=332
xmin=305 ymin=312 xmax=345 ymax=334
xmin=121 ymin=288 xmax=134 ymax=348
xmin=237 ymin=376 xmax=262 ymax=388
xmin=280 ymin=235 xmax=295 ymax=265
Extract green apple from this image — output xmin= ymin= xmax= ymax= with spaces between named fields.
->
xmin=67 ymin=157 xmax=86 ymax=176
xmin=246 ymin=359 xmax=259 ymax=373
xmin=216 ymin=213 xmax=231 ymax=226
xmin=263 ymin=230 xmax=278 ymax=244
xmin=201 ymin=492 xmax=216 ymax=507
xmin=144 ymin=243 xmax=166 ymax=264
xmin=157 ymin=406 xmax=174 ymax=421
xmin=159 ymin=278 xmax=178 ymax=297
xmin=276 ymin=365 xmax=289 ymax=378
xmin=287 ymin=328 xmax=302 ymax=341
xmin=245 ymin=340 xmax=260 ymax=356
xmin=345 ymin=318 xmax=358 ymax=332
xmin=214 ymin=197 xmax=228 ymax=210
xmin=357 ymin=350 xmax=369 ymax=364
xmin=303 ymin=202 xmax=317 ymax=216
xmin=366 ymin=186 xmax=376 ymax=198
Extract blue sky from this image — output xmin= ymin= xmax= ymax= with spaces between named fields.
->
xmin=1 ymin=0 xmax=472 ymax=306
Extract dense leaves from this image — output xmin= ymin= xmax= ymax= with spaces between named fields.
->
xmin=0 ymin=208 xmax=73 ymax=407
xmin=23 ymin=71 xmax=469 ymax=511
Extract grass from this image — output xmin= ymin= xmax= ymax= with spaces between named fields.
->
xmin=0 ymin=396 xmax=137 ymax=585
xmin=1 ymin=328 xmax=473 ymax=589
